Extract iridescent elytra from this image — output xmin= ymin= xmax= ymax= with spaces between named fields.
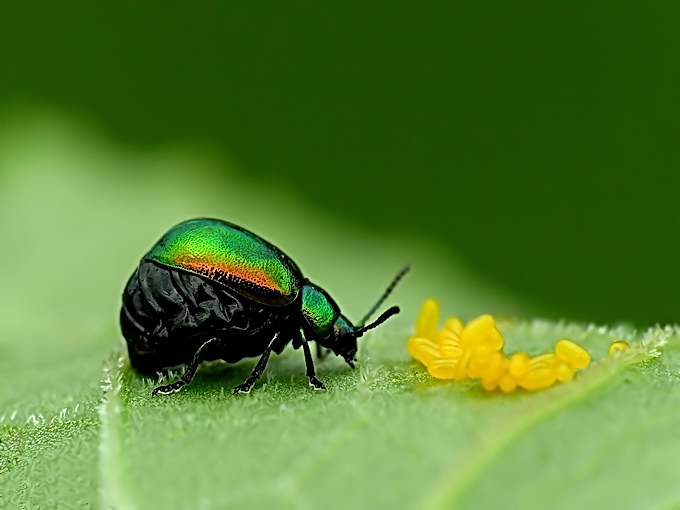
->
xmin=120 ymin=218 xmax=409 ymax=394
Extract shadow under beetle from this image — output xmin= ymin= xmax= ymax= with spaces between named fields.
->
xmin=120 ymin=218 xmax=409 ymax=395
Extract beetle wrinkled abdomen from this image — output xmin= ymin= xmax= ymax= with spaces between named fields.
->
xmin=146 ymin=218 xmax=302 ymax=306
xmin=121 ymin=260 xmax=291 ymax=372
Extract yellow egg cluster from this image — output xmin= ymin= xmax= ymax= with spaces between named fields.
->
xmin=407 ymin=299 xmax=591 ymax=392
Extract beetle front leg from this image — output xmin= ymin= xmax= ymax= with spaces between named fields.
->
xmin=152 ymin=337 xmax=219 ymax=396
xmin=302 ymin=336 xmax=326 ymax=390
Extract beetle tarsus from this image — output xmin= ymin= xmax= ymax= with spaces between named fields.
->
xmin=308 ymin=376 xmax=326 ymax=390
xmin=152 ymin=380 xmax=186 ymax=396
xmin=233 ymin=379 xmax=255 ymax=394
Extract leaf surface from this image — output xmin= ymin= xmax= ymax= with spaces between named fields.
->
xmin=2 ymin=111 xmax=679 ymax=509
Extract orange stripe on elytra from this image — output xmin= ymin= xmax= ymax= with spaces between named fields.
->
xmin=177 ymin=256 xmax=281 ymax=293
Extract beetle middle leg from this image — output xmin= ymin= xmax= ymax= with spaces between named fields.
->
xmin=233 ymin=333 xmax=281 ymax=394
xmin=152 ymin=337 xmax=219 ymax=396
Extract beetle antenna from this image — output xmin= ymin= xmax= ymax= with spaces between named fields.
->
xmin=357 ymin=264 xmax=410 ymax=328
xmin=355 ymin=306 xmax=400 ymax=338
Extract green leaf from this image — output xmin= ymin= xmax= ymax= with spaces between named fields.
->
xmin=2 ymin=110 xmax=680 ymax=509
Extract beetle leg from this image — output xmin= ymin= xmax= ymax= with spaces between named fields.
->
xmin=302 ymin=337 xmax=326 ymax=391
xmin=152 ymin=337 xmax=218 ymax=396
xmin=233 ymin=333 xmax=279 ymax=394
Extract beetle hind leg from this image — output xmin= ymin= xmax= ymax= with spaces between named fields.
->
xmin=152 ymin=337 xmax=219 ymax=396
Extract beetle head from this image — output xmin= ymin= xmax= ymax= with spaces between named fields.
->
xmin=329 ymin=315 xmax=358 ymax=367
xmin=302 ymin=265 xmax=409 ymax=369
xmin=325 ymin=310 xmax=400 ymax=368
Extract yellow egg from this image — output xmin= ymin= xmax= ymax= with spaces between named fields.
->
xmin=466 ymin=364 xmax=484 ymax=379
xmin=415 ymin=298 xmax=440 ymax=340
xmin=461 ymin=315 xmax=503 ymax=351
xmin=438 ymin=329 xmax=463 ymax=359
xmin=407 ymin=337 xmax=440 ymax=367
xmin=454 ymin=350 xmax=473 ymax=380
xmin=530 ymin=353 xmax=560 ymax=370
xmin=466 ymin=346 xmax=493 ymax=379
xmin=518 ymin=367 xmax=557 ymax=390
xmin=556 ymin=362 xmax=575 ymax=382
xmin=473 ymin=345 xmax=494 ymax=365
xmin=443 ymin=317 xmax=464 ymax=336
xmin=480 ymin=352 xmax=506 ymax=390
xmin=499 ymin=373 xmax=518 ymax=393
xmin=428 ymin=359 xmax=460 ymax=380
xmin=508 ymin=352 xmax=531 ymax=378
xmin=555 ymin=339 xmax=591 ymax=369
xmin=608 ymin=340 xmax=630 ymax=357
xmin=482 ymin=377 xmax=499 ymax=391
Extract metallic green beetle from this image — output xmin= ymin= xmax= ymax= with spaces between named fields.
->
xmin=120 ymin=218 xmax=409 ymax=395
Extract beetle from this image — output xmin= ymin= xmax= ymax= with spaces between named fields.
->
xmin=119 ymin=218 xmax=409 ymax=395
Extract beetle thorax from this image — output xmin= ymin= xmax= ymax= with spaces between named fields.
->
xmin=301 ymin=282 xmax=339 ymax=338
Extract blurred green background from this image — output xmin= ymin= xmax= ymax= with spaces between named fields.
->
xmin=1 ymin=1 xmax=678 ymax=325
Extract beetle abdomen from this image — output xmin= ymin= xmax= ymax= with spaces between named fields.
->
xmin=145 ymin=218 xmax=302 ymax=306
xmin=121 ymin=260 xmax=292 ymax=373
